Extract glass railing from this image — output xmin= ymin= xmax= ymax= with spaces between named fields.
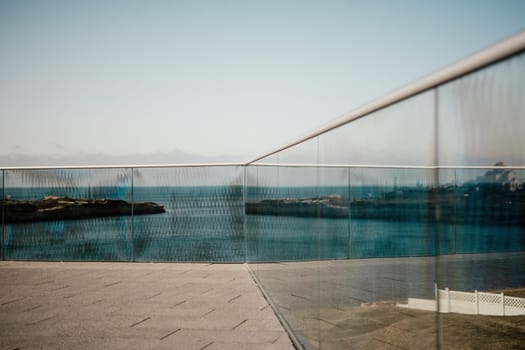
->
xmin=246 ymin=165 xmax=525 ymax=349
xmin=1 ymin=31 xmax=523 ymax=350
xmin=0 ymin=165 xmax=245 ymax=262
xmin=245 ymin=34 xmax=525 ymax=349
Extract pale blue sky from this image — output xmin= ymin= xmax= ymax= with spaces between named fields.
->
xmin=1 ymin=0 xmax=524 ymax=165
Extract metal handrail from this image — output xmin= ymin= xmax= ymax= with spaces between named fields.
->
xmin=246 ymin=30 xmax=525 ymax=165
xmin=3 ymin=163 xmax=524 ymax=171
xmin=0 ymin=162 xmax=246 ymax=171
xmin=248 ymin=163 xmax=525 ymax=169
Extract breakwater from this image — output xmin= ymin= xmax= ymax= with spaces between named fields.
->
xmin=2 ymin=196 xmax=165 ymax=223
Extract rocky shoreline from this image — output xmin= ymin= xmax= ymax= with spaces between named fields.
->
xmin=245 ymin=186 xmax=525 ymax=224
xmin=245 ymin=195 xmax=349 ymax=218
xmin=1 ymin=196 xmax=165 ymax=223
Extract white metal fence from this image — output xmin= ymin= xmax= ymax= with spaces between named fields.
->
xmin=398 ymin=288 xmax=525 ymax=316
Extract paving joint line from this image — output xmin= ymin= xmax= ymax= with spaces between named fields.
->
xmin=228 ymin=295 xmax=241 ymax=303
xmin=130 ymin=316 xmax=151 ymax=327
xmin=64 ymin=293 xmax=79 ymax=299
xmin=23 ymin=305 xmax=42 ymax=312
xmin=104 ymin=281 xmax=122 ymax=288
xmin=51 ymin=285 xmax=69 ymax=291
xmin=290 ymin=293 xmax=312 ymax=302
xmin=200 ymin=341 xmax=214 ymax=350
xmin=34 ymin=280 xmax=54 ymax=286
xmin=160 ymin=328 xmax=181 ymax=340
xmin=201 ymin=309 xmax=215 ymax=317
xmin=170 ymin=300 xmax=187 ymax=308
xmin=29 ymin=314 xmax=58 ymax=326
xmin=272 ymin=333 xmax=283 ymax=344
xmin=232 ymin=319 xmax=248 ymax=330
xmin=260 ymin=304 xmax=271 ymax=311
xmin=146 ymin=292 xmax=162 ymax=300
xmin=1 ymin=298 xmax=24 ymax=306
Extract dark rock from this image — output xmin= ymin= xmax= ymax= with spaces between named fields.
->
xmin=246 ymin=195 xmax=349 ymax=218
xmin=1 ymin=196 xmax=165 ymax=223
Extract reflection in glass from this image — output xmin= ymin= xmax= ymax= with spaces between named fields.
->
xmin=318 ymin=166 xmax=349 ymax=260
xmin=437 ymin=167 xmax=525 ymax=348
xmin=321 ymin=90 xmax=435 ymax=166
xmin=3 ymin=168 xmax=133 ymax=261
xmin=440 ymin=168 xmax=525 ymax=255
xmin=434 ymin=50 xmax=525 ymax=347
xmin=438 ymin=51 xmax=525 ymax=166
xmin=248 ymin=145 xmax=322 ymax=349
xmin=132 ymin=166 xmax=244 ymax=262
xmin=246 ymin=165 xmax=321 ymax=262
xmin=349 ymin=167 xmax=437 ymax=258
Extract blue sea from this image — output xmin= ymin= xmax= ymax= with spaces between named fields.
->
xmin=2 ymin=186 xmax=524 ymax=263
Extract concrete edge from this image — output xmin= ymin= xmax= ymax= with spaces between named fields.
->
xmin=244 ymin=263 xmax=304 ymax=350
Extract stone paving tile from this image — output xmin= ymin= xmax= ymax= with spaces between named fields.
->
xmin=0 ymin=261 xmax=294 ymax=350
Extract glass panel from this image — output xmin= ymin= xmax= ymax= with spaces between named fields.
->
xmin=318 ymin=88 xmax=437 ymax=347
xmin=321 ymin=90 xmax=435 ymax=166
xmin=437 ymin=168 xmax=525 ymax=348
xmin=436 ymin=51 xmax=525 ymax=348
xmin=247 ymin=154 xmax=322 ymax=263
xmin=316 ymin=167 xmax=438 ymax=349
xmin=4 ymin=168 xmax=132 ymax=261
xmin=439 ymin=168 xmax=525 ymax=256
xmin=246 ymin=161 xmax=282 ymax=263
xmin=438 ymin=51 xmax=525 ymax=167
xmin=278 ymin=137 xmax=319 ymax=165
xmin=267 ymin=165 xmax=320 ymax=261
xmin=132 ymin=166 xmax=244 ymax=262
xmin=318 ymin=166 xmax=349 ymax=260
xmin=248 ymin=141 xmax=322 ymax=349
xmin=348 ymin=167 xmax=437 ymax=258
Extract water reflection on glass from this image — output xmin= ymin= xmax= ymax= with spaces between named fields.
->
xmin=132 ymin=166 xmax=244 ymax=262
xmin=4 ymin=168 xmax=133 ymax=261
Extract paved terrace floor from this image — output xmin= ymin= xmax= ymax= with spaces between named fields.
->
xmin=0 ymin=262 xmax=294 ymax=350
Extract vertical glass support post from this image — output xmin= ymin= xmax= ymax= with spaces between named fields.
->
xmin=452 ymin=168 xmax=457 ymax=255
xmin=315 ymin=137 xmax=321 ymax=349
xmin=433 ymin=87 xmax=442 ymax=349
xmin=347 ymin=167 xmax=351 ymax=259
xmin=242 ymin=165 xmax=248 ymax=263
xmin=131 ymin=167 xmax=135 ymax=262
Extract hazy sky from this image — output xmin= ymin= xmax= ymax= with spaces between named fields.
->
xmin=1 ymin=0 xmax=524 ymax=166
